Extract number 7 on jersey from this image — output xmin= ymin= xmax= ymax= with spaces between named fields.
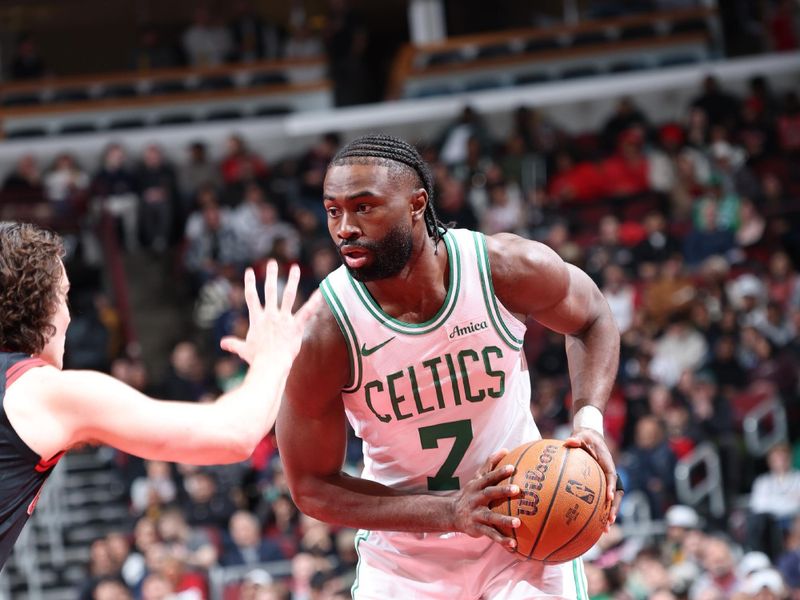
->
xmin=418 ymin=419 xmax=473 ymax=491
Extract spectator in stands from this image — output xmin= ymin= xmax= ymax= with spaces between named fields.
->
xmin=137 ymin=144 xmax=179 ymax=253
xmin=179 ymin=143 xmax=222 ymax=210
xmin=140 ymin=572 xmax=175 ymax=600
xmin=183 ymin=192 xmax=247 ymax=291
xmin=220 ymin=134 xmax=269 ymax=197
xmin=222 ymin=510 xmax=285 ymax=566
xmin=585 ymin=215 xmax=634 ymax=284
xmin=92 ymin=577 xmax=132 ymax=600
xmin=689 ymin=535 xmax=743 ymax=599
xmin=182 ymin=6 xmax=233 ymax=67
xmin=131 ymin=460 xmax=178 ymax=515
xmin=684 ymin=196 xmax=738 ymax=268
xmin=633 ymin=211 xmax=681 ymax=266
xmin=601 ymin=97 xmax=650 ymax=153
xmin=9 ymin=33 xmax=46 ymax=80
xmin=159 ymin=550 xmax=208 ymax=599
xmin=130 ymin=25 xmax=178 ymax=71
xmin=623 ymin=415 xmax=677 ymax=518
xmin=285 ymin=12 xmax=325 ymax=58
xmin=748 ymin=443 xmax=800 ymax=558
xmin=92 ymin=143 xmax=140 ymax=252
xmin=708 ymin=335 xmax=748 ymax=394
xmin=480 ymin=170 xmax=525 ymax=236
xmin=434 ymin=165 xmax=479 ymax=231
xmin=2 ymin=154 xmax=44 ymax=197
xmin=766 ymin=251 xmax=800 ymax=310
xmin=602 ymin=264 xmax=636 ymax=334
xmin=650 ymin=315 xmax=708 ymax=388
xmin=297 ymin=132 xmax=341 ymax=209
xmin=767 ymin=0 xmax=799 ymax=51
xmin=158 ymin=341 xmax=210 ymax=402
xmin=78 ymin=539 xmax=119 ymax=600
xmin=182 ymin=470 xmax=236 ymax=530
xmin=662 ymin=505 xmax=702 ymax=567
xmin=438 ymin=106 xmax=491 ymax=167
xmin=691 ymin=76 xmax=741 ymax=129
xmin=229 ymin=0 xmax=283 ymax=62
xmin=776 ymin=92 xmax=800 ymax=155
xmin=513 ymin=106 xmax=562 ymax=158
xmin=324 ymin=0 xmax=369 ymax=106
xmin=44 ymin=153 xmax=90 ymax=218
xmin=736 ymin=198 xmax=767 ymax=255
xmin=234 ymin=184 xmax=300 ymax=262
xmin=778 ymin=515 xmax=800 ymax=591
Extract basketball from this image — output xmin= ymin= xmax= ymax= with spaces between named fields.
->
xmin=489 ymin=439 xmax=611 ymax=563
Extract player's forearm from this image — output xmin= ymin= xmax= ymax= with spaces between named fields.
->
xmin=565 ymin=308 xmax=620 ymax=419
xmin=291 ymin=472 xmax=456 ymax=532
xmin=212 ymin=354 xmax=293 ymax=458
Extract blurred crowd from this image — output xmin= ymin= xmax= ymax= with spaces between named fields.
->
xmin=2 ymin=71 xmax=800 ymax=600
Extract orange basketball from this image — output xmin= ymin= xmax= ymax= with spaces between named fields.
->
xmin=489 ymin=439 xmax=611 ymax=563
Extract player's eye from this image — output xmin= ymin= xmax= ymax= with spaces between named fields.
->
xmin=357 ymin=203 xmax=371 ymax=213
xmin=326 ymin=207 xmax=340 ymax=218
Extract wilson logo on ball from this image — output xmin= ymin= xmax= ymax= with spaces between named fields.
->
xmin=517 ymin=444 xmax=558 ymax=516
xmin=565 ymin=479 xmax=596 ymax=504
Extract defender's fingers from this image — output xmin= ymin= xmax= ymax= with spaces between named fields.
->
xmin=263 ymin=260 xmax=279 ymax=310
xmin=281 ymin=264 xmax=300 ymax=314
xmin=242 ymin=268 xmax=260 ymax=316
xmin=220 ymin=336 xmax=246 ymax=358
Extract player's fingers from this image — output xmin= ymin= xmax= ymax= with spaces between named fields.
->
xmin=478 ymin=506 xmax=521 ymax=531
xmin=605 ymin=470 xmax=618 ymax=504
xmin=480 ymin=483 xmax=521 ymax=503
xmin=478 ymin=464 xmax=515 ymax=489
xmin=487 ymin=448 xmax=510 ymax=468
xmin=242 ymin=268 xmax=260 ymax=316
xmin=263 ymin=260 xmax=279 ymax=310
xmin=280 ymin=264 xmax=300 ymax=315
xmin=473 ymin=523 xmax=517 ymax=550
xmin=220 ymin=336 xmax=246 ymax=358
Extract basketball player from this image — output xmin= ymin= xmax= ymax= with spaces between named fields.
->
xmin=277 ymin=135 xmax=623 ymax=599
xmin=0 ymin=222 xmax=316 ymax=569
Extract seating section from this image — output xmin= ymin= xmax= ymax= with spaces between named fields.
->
xmin=392 ymin=7 xmax=721 ymax=99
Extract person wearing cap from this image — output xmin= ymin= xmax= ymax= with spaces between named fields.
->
xmin=741 ymin=568 xmax=788 ymax=599
xmin=662 ymin=504 xmax=702 ymax=567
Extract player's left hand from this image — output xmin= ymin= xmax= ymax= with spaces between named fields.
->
xmin=564 ymin=429 xmax=623 ymax=531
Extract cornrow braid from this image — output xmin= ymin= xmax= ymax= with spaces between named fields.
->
xmin=330 ymin=134 xmax=447 ymax=250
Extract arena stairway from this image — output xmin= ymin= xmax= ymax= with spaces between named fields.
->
xmin=0 ymin=447 xmax=131 ymax=600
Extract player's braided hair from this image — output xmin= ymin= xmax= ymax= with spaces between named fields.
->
xmin=330 ymin=134 xmax=447 ymax=249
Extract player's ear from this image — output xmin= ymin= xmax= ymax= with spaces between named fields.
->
xmin=410 ymin=188 xmax=427 ymax=222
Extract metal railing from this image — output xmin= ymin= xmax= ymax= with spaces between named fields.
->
xmin=675 ymin=442 xmax=726 ymax=519
xmin=743 ymin=398 xmax=787 ymax=458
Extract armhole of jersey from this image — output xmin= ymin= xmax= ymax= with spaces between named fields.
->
xmin=320 ymin=279 xmax=362 ymax=393
xmin=3 ymin=357 xmax=55 ymax=465
xmin=471 ymin=232 xmax=525 ymax=352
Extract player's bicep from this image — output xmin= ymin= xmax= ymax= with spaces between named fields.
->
xmin=530 ymin=264 xmax=605 ymax=335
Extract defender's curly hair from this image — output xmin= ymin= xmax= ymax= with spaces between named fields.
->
xmin=0 ymin=222 xmax=64 ymax=355
xmin=330 ymin=134 xmax=447 ymax=249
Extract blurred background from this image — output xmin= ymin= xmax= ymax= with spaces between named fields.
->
xmin=0 ymin=0 xmax=798 ymax=599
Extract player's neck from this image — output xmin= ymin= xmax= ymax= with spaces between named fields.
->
xmin=363 ymin=236 xmax=449 ymax=324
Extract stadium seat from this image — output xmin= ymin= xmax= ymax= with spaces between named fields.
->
xmin=5 ymin=126 xmax=48 ymax=138
xmin=108 ymin=117 xmax=147 ymax=130
xmin=52 ymin=88 xmax=91 ymax=103
xmin=570 ymin=31 xmax=609 ymax=47
xmin=250 ymin=71 xmax=289 ymax=86
xmin=560 ymin=65 xmax=600 ymax=79
xmin=464 ymin=78 xmax=504 ymax=92
xmin=425 ymin=50 xmax=465 ymax=67
xmin=620 ymin=24 xmax=656 ymax=40
xmin=659 ymin=54 xmax=700 ymax=68
xmin=197 ymin=75 xmax=235 ymax=91
xmin=409 ymin=84 xmax=456 ymax=98
xmin=205 ymin=108 xmax=244 ymax=121
xmin=99 ymin=83 xmax=139 ymax=99
xmin=150 ymin=79 xmax=186 ymax=95
xmin=1 ymin=93 xmax=42 ymax=107
xmin=671 ymin=19 xmax=707 ymax=34
xmin=156 ymin=113 xmax=195 ymax=126
xmin=610 ymin=60 xmax=648 ymax=73
xmin=514 ymin=72 xmax=551 ymax=86
xmin=253 ymin=105 xmax=293 ymax=117
xmin=59 ymin=122 xmax=98 ymax=135
xmin=524 ymin=38 xmax=560 ymax=52
xmin=476 ymin=44 xmax=514 ymax=60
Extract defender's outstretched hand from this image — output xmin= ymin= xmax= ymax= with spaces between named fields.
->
xmin=220 ymin=261 xmax=321 ymax=365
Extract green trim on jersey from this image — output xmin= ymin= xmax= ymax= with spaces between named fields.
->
xmin=320 ymin=279 xmax=363 ymax=393
xmin=351 ymin=530 xmax=369 ymax=598
xmin=346 ymin=230 xmax=461 ymax=335
xmin=572 ymin=559 xmax=588 ymax=600
xmin=472 ymin=232 xmax=524 ymax=351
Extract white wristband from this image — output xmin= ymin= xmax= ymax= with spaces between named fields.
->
xmin=573 ymin=405 xmax=604 ymax=437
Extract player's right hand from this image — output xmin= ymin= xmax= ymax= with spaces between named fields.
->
xmin=220 ymin=260 xmax=321 ymax=366
xmin=451 ymin=449 xmax=521 ymax=551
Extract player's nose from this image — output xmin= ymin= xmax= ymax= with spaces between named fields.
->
xmin=337 ymin=213 xmax=361 ymax=240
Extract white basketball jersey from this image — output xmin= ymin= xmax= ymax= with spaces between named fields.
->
xmin=320 ymin=228 xmax=540 ymax=493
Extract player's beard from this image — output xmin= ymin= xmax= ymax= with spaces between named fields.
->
xmin=339 ymin=222 xmax=414 ymax=282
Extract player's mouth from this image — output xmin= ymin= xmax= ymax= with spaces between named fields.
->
xmin=340 ymin=247 xmax=370 ymax=268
